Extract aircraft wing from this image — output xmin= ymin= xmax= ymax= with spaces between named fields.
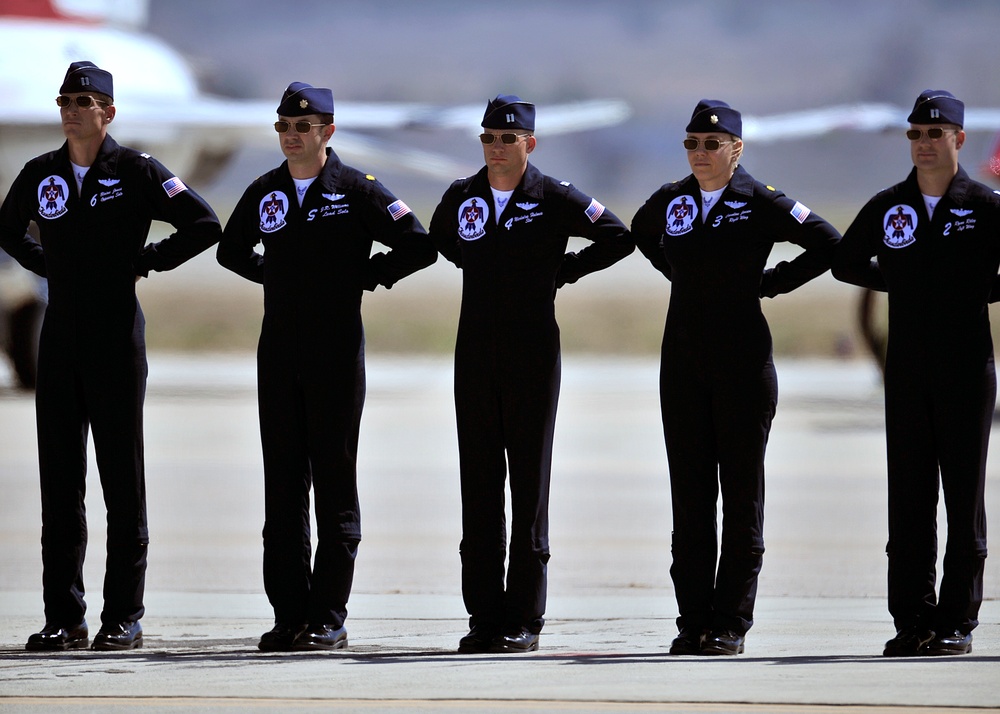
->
xmin=742 ymin=103 xmax=1000 ymax=142
xmin=0 ymin=95 xmax=631 ymax=182
xmin=113 ymin=94 xmax=632 ymax=149
xmin=375 ymin=98 xmax=633 ymax=136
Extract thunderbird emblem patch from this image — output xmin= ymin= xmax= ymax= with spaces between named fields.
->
xmin=259 ymin=191 xmax=289 ymax=233
xmin=665 ymin=195 xmax=697 ymax=236
xmin=883 ymin=204 xmax=917 ymax=248
xmin=458 ymin=197 xmax=488 ymax=241
xmin=37 ymin=175 xmax=69 ymax=219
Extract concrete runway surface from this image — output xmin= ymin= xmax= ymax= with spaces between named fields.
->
xmin=0 ymin=353 xmax=997 ymax=713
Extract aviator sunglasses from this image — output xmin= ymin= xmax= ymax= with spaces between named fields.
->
xmin=274 ymin=120 xmax=328 ymax=133
xmin=905 ymin=128 xmax=956 ymax=141
xmin=56 ymin=95 xmax=109 ymax=108
xmin=683 ymin=138 xmax=733 ymax=151
xmin=479 ymin=132 xmax=531 ymax=145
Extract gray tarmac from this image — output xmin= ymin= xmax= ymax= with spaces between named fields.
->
xmin=0 ymin=354 xmax=998 ymax=713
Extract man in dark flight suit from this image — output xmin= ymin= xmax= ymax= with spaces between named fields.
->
xmin=0 ymin=61 xmax=221 ymax=651
xmin=429 ymin=94 xmax=633 ymax=653
xmin=834 ymin=90 xmax=1000 ymax=657
xmin=218 ymin=82 xmax=435 ymax=652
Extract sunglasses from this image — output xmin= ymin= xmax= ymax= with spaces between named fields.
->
xmin=683 ymin=138 xmax=733 ymax=151
xmin=56 ymin=95 xmax=109 ymax=108
xmin=905 ymin=128 xmax=956 ymax=141
xmin=479 ymin=132 xmax=531 ymax=145
xmin=274 ymin=121 xmax=328 ymax=134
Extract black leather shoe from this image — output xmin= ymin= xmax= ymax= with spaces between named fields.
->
xmin=458 ymin=625 xmax=500 ymax=653
xmin=701 ymin=629 xmax=745 ymax=656
xmin=883 ymin=626 xmax=935 ymax=657
xmin=293 ymin=624 xmax=348 ymax=651
xmin=669 ymin=628 xmax=707 ymax=655
xmin=25 ymin=621 xmax=89 ymax=651
xmin=499 ymin=626 xmax=539 ymax=652
xmin=92 ymin=620 xmax=142 ymax=651
xmin=258 ymin=623 xmax=307 ymax=652
xmin=925 ymin=630 xmax=972 ymax=656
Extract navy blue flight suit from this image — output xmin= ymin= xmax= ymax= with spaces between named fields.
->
xmin=217 ymin=149 xmax=435 ymax=630
xmin=632 ymin=165 xmax=839 ymax=636
xmin=0 ymin=135 xmax=221 ymax=628
xmin=429 ymin=163 xmax=633 ymax=634
xmin=834 ymin=166 xmax=1000 ymax=637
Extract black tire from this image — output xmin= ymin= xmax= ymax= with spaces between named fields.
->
xmin=9 ymin=300 xmax=43 ymax=390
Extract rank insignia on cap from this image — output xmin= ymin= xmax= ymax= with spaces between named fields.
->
xmin=481 ymin=94 xmax=535 ymax=131
xmin=366 ymin=174 xmax=376 ymax=181
xmin=686 ymin=99 xmax=742 ymax=138
xmin=277 ymin=82 xmax=334 ymax=116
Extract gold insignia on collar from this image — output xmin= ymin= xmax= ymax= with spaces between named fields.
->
xmin=299 ymin=99 xmax=308 ymax=109
xmin=365 ymin=174 xmax=376 ymax=181
xmin=710 ymin=115 xmax=718 ymax=124
xmin=766 ymin=185 xmax=776 ymax=191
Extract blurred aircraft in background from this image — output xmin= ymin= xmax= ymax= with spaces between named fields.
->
xmin=0 ymin=0 xmax=631 ymax=388
xmin=743 ymin=102 xmax=1000 ymax=184
xmin=0 ymin=0 xmax=632 ymax=192
xmin=2 ymin=1 xmax=998 ymax=390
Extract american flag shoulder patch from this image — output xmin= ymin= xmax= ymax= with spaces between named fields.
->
xmin=162 ymin=177 xmax=188 ymax=198
xmin=387 ymin=199 xmax=411 ymax=221
xmin=585 ymin=198 xmax=605 ymax=223
xmin=790 ymin=201 xmax=811 ymax=224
